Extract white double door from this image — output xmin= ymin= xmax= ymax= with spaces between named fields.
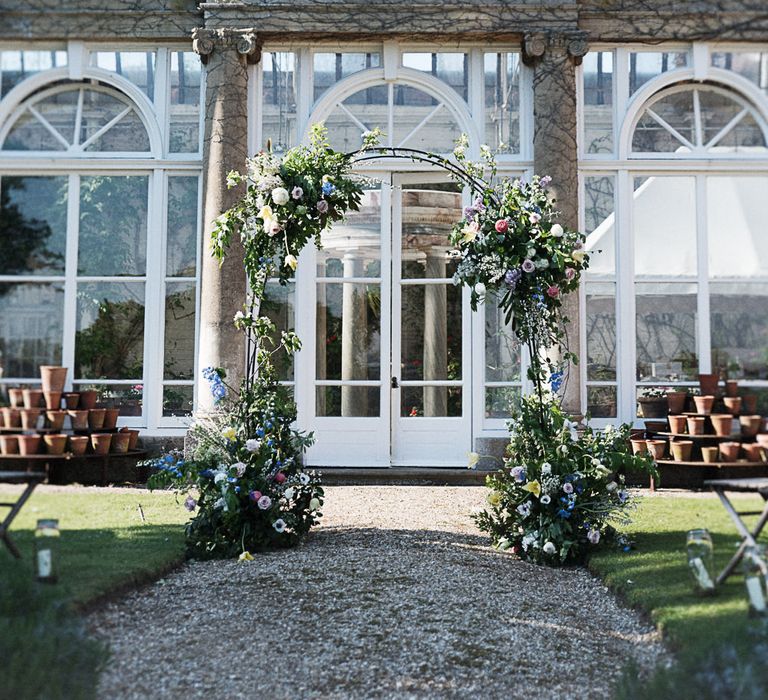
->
xmin=299 ymin=172 xmax=472 ymax=467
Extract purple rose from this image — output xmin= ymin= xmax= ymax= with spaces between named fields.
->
xmin=563 ymin=482 xmax=574 ymax=494
xmin=291 ymin=186 xmax=303 ymax=200
xmin=588 ymin=529 xmax=601 ymax=544
xmin=184 ymin=495 xmax=196 ymax=512
xmin=522 ymin=259 xmax=535 ymax=273
xmin=316 ymin=200 xmax=329 ymax=214
xmin=257 ymin=495 xmax=272 ymax=510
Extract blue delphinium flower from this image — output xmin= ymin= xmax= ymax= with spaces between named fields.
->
xmin=321 ymin=181 xmax=335 ymax=196
xmin=549 ymin=370 xmax=563 ymax=393
xmin=202 ymin=366 xmax=226 ymax=403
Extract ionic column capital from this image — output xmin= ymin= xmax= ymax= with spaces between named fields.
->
xmin=191 ymin=27 xmax=261 ymax=65
xmin=522 ymin=31 xmax=589 ymax=67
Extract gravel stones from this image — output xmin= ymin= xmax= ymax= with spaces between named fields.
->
xmin=90 ymin=486 xmax=667 ymax=698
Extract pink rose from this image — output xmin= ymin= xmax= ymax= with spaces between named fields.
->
xmin=495 ymin=219 xmax=508 ymax=233
xmin=547 ymin=285 xmax=560 ymax=298
xmin=565 ymin=267 xmax=575 ymax=280
xmin=529 ymin=212 xmax=541 ymax=224
xmin=274 ymin=472 xmax=286 ymax=484
xmin=249 ymin=490 xmax=262 ymax=503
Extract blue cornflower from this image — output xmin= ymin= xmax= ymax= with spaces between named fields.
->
xmin=255 ymin=427 xmax=265 ymax=438
xmin=321 ymin=181 xmax=336 ymax=196
xmin=549 ymin=370 xmax=564 ymax=393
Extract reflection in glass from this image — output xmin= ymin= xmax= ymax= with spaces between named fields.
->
xmin=485 ymin=292 xmax=520 ymax=382
xmin=582 ymin=51 xmax=614 ymax=154
xmin=325 ymin=86 xmax=388 ymax=152
xmin=485 ymin=386 xmax=520 ymax=419
xmin=169 ymin=52 xmax=201 ymax=153
xmin=629 ymin=52 xmax=687 ymax=94
xmin=84 ymin=108 xmax=150 ymax=152
xmin=75 ymin=282 xmax=145 ymax=380
xmin=164 ymin=282 xmax=196 ymax=380
xmin=586 ymin=283 xmax=616 ymax=381
xmin=73 ymin=382 xmax=143 ymax=416
xmin=79 ymin=176 xmax=148 ymax=276
xmin=166 ymin=176 xmax=199 ymax=277
xmin=0 ymin=176 xmax=67 ymax=275
xmin=584 ymin=175 xmax=616 ymax=276
xmin=0 ymin=283 xmax=64 ymax=377
xmin=263 ymin=281 xmax=295 ymax=382
xmin=401 ymin=53 xmax=468 ymax=98
xmin=313 ymin=52 xmax=380 ymax=101
xmin=163 ymin=385 xmax=194 ymax=417
xmin=587 ymin=386 xmax=617 ymax=418
xmin=484 ymin=52 xmax=520 ymax=153
xmin=317 ymin=187 xmax=381 ymax=278
xmin=316 ymin=386 xmax=379 ymax=417
xmin=92 ymin=51 xmax=156 ymax=99
xmin=711 ymin=52 xmax=768 ymax=94
xmin=636 ymin=283 xmax=698 ymax=381
xmin=1 ymin=50 xmax=67 ymax=96
xmin=401 ymin=386 xmax=461 ymax=417
xmin=262 ymin=52 xmax=297 ymax=153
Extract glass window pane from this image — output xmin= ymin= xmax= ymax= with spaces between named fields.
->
xmin=632 ymin=91 xmax=694 ymax=153
xmin=261 ymin=52 xmax=297 ymax=154
xmin=73 ymin=382 xmax=143 ymax=416
xmin=84 ymin=108 xmax=150 ymax=152
xmin=634 ymin=176 xmax=696 ymax=277
xmin=629 ymin=52 xmax=688 ymax=94
xmin=392 ymin=85 xmax=463 ymax=152
xmin=402 ymin=53 xmax=468 ymax=100
xmin=317 ymin=185 xmax=381 ymax=278
xmin=316 ymin=386 xmax=379 ymax=417
xmin=708 ymin=176 xmax=768 ymax=278
xmin=484 ymin=52 xmax=520 ymax=154
xmin=584 ymin=175 xmax=615 ymax=277
xmin=485 ymin=386 xmax=521 ymax=419
xmin=636 ymin=282 xmax=698 ymax=382
xmin=3 ymin=110 xmax=66 ymax=151
xmin=485 ymin=291 xmax=520 ymax=382
xmin=163 ymin=385 xmax=194 ymax=417
xmin=169 ymin=51 xmax=201 ymax=154
xmin=0 ymin=176 xmax=67 ymax=275
xmin=1 ymin=50 xmax=67 ymax=96
xmin=582 ymin=51 xmax=614 ymax=154
xmin=315 ymin=282 xmax=381 ymax=382
xmin=166 ymin=176 xmax=199 ymax=277
xmin=401 ymin=284 xmax=462 ymax=381
xmin=92 ymin=51 xmax=155 ymax=99
xmin=587 ymin=386 xmax=617 ymax=418
xmin=164 ymin=281 xmax=196 ymax=380
xmin=75 ymin=282 xmax=145 ymax=380
xmin=313 ymin=52 xmax=380 ymax=102
xmin=712 ymin=52 xmax=768 ymax=94
xmin=263 ymin=280 xmax=295 ymax=382
xmin=401 ymin=183 xmax=462 ymax=280
xmin=711 ymin=282 xmax=768 ymax=381
xmin=0 ymin=282 xmax=64 ymax=377
xmin=586 ymin=282 xmax=616 ymax=381
xmin=401 ymin=386 xmax=462 ymax=417
xmin=325 ymin=85 xmax=388 ymax=152
xmin=79 ymin=175 xmax=148 ymax=276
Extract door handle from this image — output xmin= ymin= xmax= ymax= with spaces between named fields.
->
xmin=391 ymin=377 xmax=399 ymax=389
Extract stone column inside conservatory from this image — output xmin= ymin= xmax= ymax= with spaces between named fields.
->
xmin=193 ymin=28 xmax=260 ymax=410
xmin=524 ymin=31 xmax=588 ymax=417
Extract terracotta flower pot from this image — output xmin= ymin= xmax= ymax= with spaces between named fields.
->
xmin=637 ymin=397 xmax=669 ymax=418
xmin=111 ymin=432 xmax=131 ymax=454
xmin=723 ymin=396 xmax=742 ymax=416
xmin=8 ymin=388 xmax=24 ymax=407
xmin=120 ymin=427 xmax=140 ymax=449
xmin=719 ymin=441 xmax=741 ymax=462
xmin=45 ymin=410 xmax=66 ymax=431
xmin=43 ymin=433 xmax=68 ymax=455
xmin=79 ymin=390 xmax=98 ymax=410
xmin=40 ymin=365 xmax=68 ymax=393
xmin=64 ymin=393 xmax=80 ymax=409
xmin=743 ymin=443 xmax=765 ymax=463
xmin=693 ymin=395 xmax=715 ymax=415
xmin=67 ymin=409 xmax=89 ymax=430
xmin=668 ymin=415 xmax=688 ymax=434
xmin=699 ymin=373 xmax=720 ymax=396
xmin=0 ymin=435 xmax=19 ymax=455
xmin=740 ymin=415 xmax=762 ymax=438
xmin=687 ymin=416 xmax=706 ymax=435
xmin=17 ymin=435 xmax=41 ymax=456
xmin=725 ymin=380 xmax=740 ymax=398
xmin=103 ymin=408 xmax=120 ymax=430
xmin=646 ymin=439 xmax=667 ymax=460
xmin=671 ymin=440 xmax=694 ymax=462
xmin=1 ymin=407 xmax=21 ymax=428
xmin=710 ymin=414 xmax=734 ymax=437
xmin=644 ymin=420 xmax=668 ymax=433
xmin=701 ymin=446 xmax=719 ymax=463
xmin=68 ymin=435 xmax=89 ymax=456
xmin=88 ymin=408 xmax=106 ymax=430
xmin=22 ymin=389 xmax=43 ymax=409
xmin=43 ymin=391 xmax=62 ymax=410
xmin=743 ymin=394 xmax=758 ymax=414
xmin=19 ymin=408 xmax=41 ymax=430
xmin=630 ymin=438 xmax=648 ymax=455
xmin=91 ymin=433 xmax=112 ymax=455
xmin=667 ymin=390 xmax=688 ymax=414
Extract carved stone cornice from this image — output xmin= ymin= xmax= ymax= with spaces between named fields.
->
xmin=522 ymin=30 xmax=589 ymax=66
xmin=191 ymin=27 xmax=261 ymax=65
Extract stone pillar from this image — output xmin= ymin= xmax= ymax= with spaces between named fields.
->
xmin=423 ymin=250 xmax=447 ymax=416
xmin=341 ymin=253 xmax=368 ymax=416
xmin=193 ymin=28 xmax=260 ymax=409
xmin=524 ymin=31 xmax=588 ymax=417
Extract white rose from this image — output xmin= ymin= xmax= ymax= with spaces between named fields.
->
xmin=245 ymin=438 xmax=260 ymax=452
xmin=572 ymin=249 xmax=586 ymax=263
xmin=543 ymin=541 xmax=557 ymax=555
xmin=474 ymin=282 xmax=486 ymax=297
xmin=541 ymin=462 xmax=552 ymax=475
xmin=606 ymin=481 xmax=618 ymax=492
xmin=284 ymin=487 xmax=295 ymax=500
xmin=309 ymin=497 xmax=320 ymax=511
xmin=550 ymin=223 xmax=564 ymax=237
xmin=271 ymin=187 xmax=290 ymax=205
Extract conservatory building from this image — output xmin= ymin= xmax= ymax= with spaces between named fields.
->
xmin=1 ymin=1 xmax=768 ymax=467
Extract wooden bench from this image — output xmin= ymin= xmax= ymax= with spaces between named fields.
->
xmin=0 ymin=471 xmax=46 ymax=558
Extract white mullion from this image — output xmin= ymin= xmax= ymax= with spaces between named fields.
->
xmin=78 ymin=106 xmax=132 ymax=151
xmin=468 ymin=47 xmax=484 ymax=157
xmin=616 ymin=169 xmax=636 ymax=424
xmin=705 ymin=108 xmax=748 ymax=149
xmin=73 ymin=88 xmax=84 ymax=147
xmin=397 ymin=102 xmax=444 ymax=148
xmin=192 ymin=170 xmax=203 ymax=416
xmin=379 ymin=173 xmax=393 ymax=462
xmin=614 ymin=48 xmax=629 ymax=159
xmin=696 ymin=173 xmax=711 ymax=375
xmin=61 ymin=173 xmax=80 ymax=390
xmin=253 ymin=59 xmax=264 ymax=152
xmin=692 ymin=88 xmax=703 ymax=150
xmin=519 ymin=58 xmax=534 ymax=161
xmin=645 ymin=108 xmax=695 ymax=151
xmin=154 ymin=48 xmax=169 ymax=156
xmin=296 ymin=47 xmax=313 ymax=142
xmin=387 ymin=82 xmax=394 ymax=148
xmin=247 ymin=62 xmax=258 ymax=155
xmin=27 ymin=106 xmax=70 ymax=149
xmin=578 ymin=171 xmax=588 ymax=417
xmin=337 ymin=102 xmax=370 ymax=133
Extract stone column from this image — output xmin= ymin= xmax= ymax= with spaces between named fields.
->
xmin=341 ymin=253 xmax=368 ymax=416
xmin=193 ymin=28 xmax=260 ymax=409
xmin=423 ymin=250 xmax=447 ymax=416
xmin=524 ymin=31 xmax=588 ymax=417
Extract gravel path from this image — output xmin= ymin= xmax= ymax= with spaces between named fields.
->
xmin=90 ymin=486 xmax=667 ymax=699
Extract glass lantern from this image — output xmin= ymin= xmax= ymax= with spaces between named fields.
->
xmin=742 ymin=545 xmax=768 ymax=617
xmin=686 ymin=528 xmax=716 ymax=595
xmin=34 ymin=519 xmax=60 ymax=584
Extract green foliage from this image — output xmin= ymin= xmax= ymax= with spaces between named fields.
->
xmin=474 ymin=393 xmax=657 ymax=565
